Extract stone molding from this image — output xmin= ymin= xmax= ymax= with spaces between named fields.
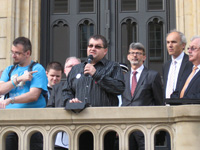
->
xmin=0 ymin=106 xmax=200 ymax=149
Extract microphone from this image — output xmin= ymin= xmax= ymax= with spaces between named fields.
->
xmin=87 ymin=55 xmax=93 ymax=64
xmin=85 ymin=55 xmax=93 ymax=76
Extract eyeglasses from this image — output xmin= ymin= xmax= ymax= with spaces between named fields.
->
xmin=88 ymin=44 xmax=104 ymax=49
xmin=128 ymin=52 xmax=143 ymax=56
xmin=187 ymin=47 xmax=200 ymax=51
xmin=65 ymin=65 xmax=73 ymax=68
xmin=10 ymin=51 xmax=24 ymax=56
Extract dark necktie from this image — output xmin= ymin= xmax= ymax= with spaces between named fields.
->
xmin=131 ymin=71 xmax=137 ymax=97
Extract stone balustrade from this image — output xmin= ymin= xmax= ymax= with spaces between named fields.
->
xmin=0 ymin=105 xmax=200 ymax=150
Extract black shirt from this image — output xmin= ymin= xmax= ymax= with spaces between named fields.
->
xmin=63 ymin=57 xmax=125 ymax=106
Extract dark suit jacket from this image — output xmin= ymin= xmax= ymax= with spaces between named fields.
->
xmin=122 ymin=67 xmax=163 ymax=106
xmin=171 ymin=67 xmax=200 ymax=99
xmin=47 ymin=81 xmax=67 ymax=107
xmin=163 ymin=53 xmax=193 ymax=97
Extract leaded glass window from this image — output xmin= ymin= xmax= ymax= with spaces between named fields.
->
xmin=79 ymin=20 xmax=94 ymax=59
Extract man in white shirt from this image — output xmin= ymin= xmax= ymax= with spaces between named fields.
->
xmin=121 ymin=42 xmax=163 ymax=150
xmin=163 ymin=30 xmax=193 ymax=99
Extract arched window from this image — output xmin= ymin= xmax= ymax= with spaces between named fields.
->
xmin=52 ymin=20 xmax=69 ymax=65
xmin=79 ymin=131 xmax=94 ymax=149
xmin=147 ymin=17 xmax=164 ymax=73
xmin=121 ymin=18 xmax=137 ymax=63
xmin=154 ymin=130 xmax=171 ymax=150
xmin=78 ymin=20 xmax=95 ymax=59
xmin=148 ymin=17 xmax=164 ymax=61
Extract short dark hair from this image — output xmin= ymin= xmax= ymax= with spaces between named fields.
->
xmin=88 ymin=34 xmax=108 ymax=48
xmin=46 ymin=61 xmax=63 ymax=73
xmin=129 ymin=42 xmax=146 ymax=55
xmin=13 ymin=37 xmax=32 ymax=55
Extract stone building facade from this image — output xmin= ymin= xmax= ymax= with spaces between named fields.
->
xmin=0 ymin=0 xmax=200 ymax=71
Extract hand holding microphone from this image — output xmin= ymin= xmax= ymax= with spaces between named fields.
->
xmin=84 ymin=55 xmax=96 ymax=76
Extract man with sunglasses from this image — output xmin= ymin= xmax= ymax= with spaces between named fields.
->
xmin=0 ymin=37 xmax=47 ymax=150
xmin=63 ymin=34 xmax=125 ymax=150
xmin=121 ymin=42 xmax=163 ymax=150
xmin=163 ymin=30 xmax=193 ymax=99
xmin=171 ymin=36 xmax=200 ymax=99
xmin=65 ymin=34 xmax=125 ymax=106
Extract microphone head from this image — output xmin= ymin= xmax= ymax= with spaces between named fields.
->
xmin=87 ymin=55 xmax=93 ymax=64
xmin=88 ymin=55 xmax=93 ymax=60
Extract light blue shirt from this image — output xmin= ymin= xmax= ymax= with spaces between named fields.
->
xmin=0 ymin=62 xmax=48 ymax=108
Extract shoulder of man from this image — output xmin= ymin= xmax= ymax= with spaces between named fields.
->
xmin=145 ymin=68 xmax=160 ymax=77
xmin=31 ymin=62 xmax=44 ymax=70
xmin=53 ymin=80 xmax=65 ymax=90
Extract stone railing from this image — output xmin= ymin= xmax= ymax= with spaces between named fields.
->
xmin=0 ymin=105 xmax=200 ymax=150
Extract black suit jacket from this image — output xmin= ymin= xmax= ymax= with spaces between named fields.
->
xmin=122 ymin=67 xmax=163 ymax=106
xmin=171 ymin=67 xmax=200 ymax=99
xmin=163 ymin=53 xmax=193 ymax=97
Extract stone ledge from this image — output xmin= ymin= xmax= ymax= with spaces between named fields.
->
xmin=0 ymin=105 xmax=200 ymax=125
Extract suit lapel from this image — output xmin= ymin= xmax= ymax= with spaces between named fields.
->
xmin=164 ymin=60 xmax=171 ymax=90
xmin=124 ymin=71 xmax=132 ymax=99
xmin=132 ymin=67 xmax=148 ymax=99
xmin=184 ymin=71 xmax=200 ymax=95
xmin=177 ymin=54 xmax=188 ymax=84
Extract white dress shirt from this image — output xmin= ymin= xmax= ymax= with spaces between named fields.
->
xmin=166 ymin=52 xmax=184 ymax=98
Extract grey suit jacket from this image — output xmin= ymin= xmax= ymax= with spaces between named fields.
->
xmin=47 ymin=81 xmax=67 ymax=107
xmin=122 ymin=67 xmax=164 ymax=106
xmin=163 ymin=53 xmax=193 ymax=97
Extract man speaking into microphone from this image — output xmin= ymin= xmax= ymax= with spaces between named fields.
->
xmin=64 ymin=34 xmax=125 ymax=106
xmin=63 ymin=34 xmax=125 ymax=149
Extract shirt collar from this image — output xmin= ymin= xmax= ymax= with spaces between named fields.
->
xmin=194 ymin=64 xmax=200 ymax=70
xmin=47 ymin=84 xmax=52 ymax=89
xmin=171 ymin=51 xmax=184 ymax=63
xmin=131 ymin=64 xmax=144 ymax=74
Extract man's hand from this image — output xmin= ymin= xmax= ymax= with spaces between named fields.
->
xmin=0 ymin=98 xmax=11 ymax=109
xmin=17 ymin=71 xmax=38 ymax=82
xmin=69 ymin=98 xmax=82 ymax=103
xmin=84 ymin=64 xmax=96 ymax=76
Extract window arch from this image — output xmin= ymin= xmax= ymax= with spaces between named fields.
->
xmin=154 ymin=130 xmax=171 ymax=150
xmin=148 ymin=17 xmax=164 ymax=61
xmin=121 ymin=17 xmax=138 ymax=63
xmin=78 ymin=19 xmax=95 ymax=59
xmin=52 ymin=19 xmax=69 ymax=65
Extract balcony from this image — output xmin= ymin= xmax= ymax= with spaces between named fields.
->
xmin=0 ymin=105 xmax=200 ymax=150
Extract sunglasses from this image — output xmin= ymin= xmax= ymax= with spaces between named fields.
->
xmin=88 ymin=44 xmax=104 ymax=49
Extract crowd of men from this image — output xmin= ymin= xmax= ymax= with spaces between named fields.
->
xmin=0 ymin=30 xmax=200 ymax=150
